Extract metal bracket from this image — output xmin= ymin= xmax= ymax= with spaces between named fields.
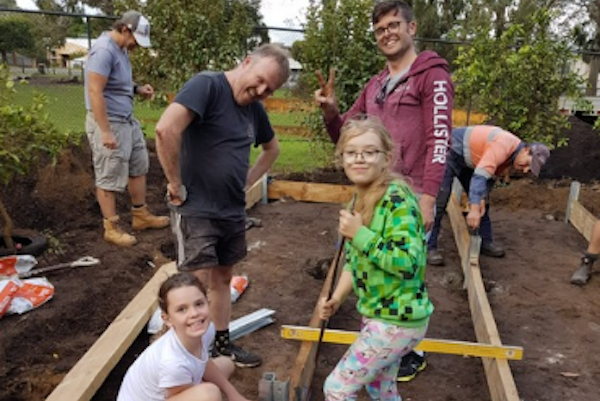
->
xmin=565 ymin=181 xmax=581 ymax=227
xmin=259 ymin=372 xmax=290 ymax=401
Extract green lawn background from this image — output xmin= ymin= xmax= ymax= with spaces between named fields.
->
xmin=13 ymin=83 xmax=330 ymax=173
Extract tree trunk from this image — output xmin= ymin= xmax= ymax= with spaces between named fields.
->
xmin=0 ymin=193 xmax=15 ymax=251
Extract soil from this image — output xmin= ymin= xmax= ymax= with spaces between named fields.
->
xmin=1 ymin=116 xmax=600 ymax=401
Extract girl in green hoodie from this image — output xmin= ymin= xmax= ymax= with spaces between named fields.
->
xmin=319 ymin=116 xmax=434 ymax=401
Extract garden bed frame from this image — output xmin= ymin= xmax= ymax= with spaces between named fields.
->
xmin=45 ymin=177 xmax=525 ymax=401
xmin=565 ymin=181 xmax=598 ymax=242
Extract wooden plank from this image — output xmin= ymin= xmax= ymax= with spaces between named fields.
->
xmin=246 ymin=174 xmax=266 ymax=210
xmin=281 ymin=326 xmax=523 ymax=360
xmin=289 ymin=245 xmax=340 ymax=401
xmin=268 ymin=180 xmax=354 ymax=204
xmin=45 ymin=262 xmax=178 ymax=401
xmin=447 ymin=187 xmax=521 ymax=401
xmin=465 ymin=261 xmax=519 ymax=401
xmin=447 ymin=191 xmax=470 ymax=269
xmin=569 ymin=201 xmax=597 ymax=242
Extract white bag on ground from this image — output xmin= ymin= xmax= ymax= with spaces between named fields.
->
xmin=0 ymin=255 xmax=38 ymax=277
xmin=6 ymin=277 xmax=54 ymax=315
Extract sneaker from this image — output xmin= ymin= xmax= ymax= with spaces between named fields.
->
xmin=397 ymin=351 xmax=427 ymax=382
xmin=427 ymin=249 xmax=444 ymax=266
xmin=215 ymin=343 xmax=262 ymax=368
xmin=481 ymin=242 xmax=505 ymax=258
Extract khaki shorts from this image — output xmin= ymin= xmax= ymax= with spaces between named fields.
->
xmin=85 ymin=112 xmax=149 ymax=192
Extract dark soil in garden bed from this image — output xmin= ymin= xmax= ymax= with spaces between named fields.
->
xmin=1 ymin=115 xmax=600 ymax=401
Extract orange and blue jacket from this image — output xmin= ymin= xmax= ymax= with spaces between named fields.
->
xmin=452 ymin=125 xmax=524 ymax=204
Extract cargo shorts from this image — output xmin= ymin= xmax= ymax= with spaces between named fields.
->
xmin=171 ymin=212 xmax=247 ymax=270
xmin=85 ymin=112 xmax=149 ymax=192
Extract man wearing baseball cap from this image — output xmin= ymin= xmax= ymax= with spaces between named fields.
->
xmin=85 ymin=10 xmax=169 ymax=247
xmin=427 ymin=125 xmax=550 ymax=265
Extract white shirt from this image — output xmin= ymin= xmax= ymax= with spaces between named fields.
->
xmin=117 ymin=323 xmax=216 ymax=401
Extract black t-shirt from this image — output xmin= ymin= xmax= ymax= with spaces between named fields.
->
xmin=174 ymin=72 xmax=275 ymax=220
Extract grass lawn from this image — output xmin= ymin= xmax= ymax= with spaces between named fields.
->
xmin=13 ymin=83 xmax=327 ymax=173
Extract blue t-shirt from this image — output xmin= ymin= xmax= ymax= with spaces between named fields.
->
xmin=174 ymin=72 xmax=275 ymax=220
xmin=84 ymin=32 xmax=134 ymax=118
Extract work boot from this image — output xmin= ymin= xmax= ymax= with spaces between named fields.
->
xmin=103 ymin=216 xmax=137 ymax=247
xmin=427 ymin=248 xmax=444 ymax=266
xmin=481 ymin=242 xmax=505 ymax=258
xmin=570 ymin=253 xmax=597 ymax=286
xmin=131 ymin=205 xmax=170 ymax=231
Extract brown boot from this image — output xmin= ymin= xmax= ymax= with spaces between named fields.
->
xmin=132 ymin=205 xmax=170 ymax=231
xmin=103 ymin=216 xmax=137 ymax=247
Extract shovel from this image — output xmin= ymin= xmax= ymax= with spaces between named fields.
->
xmin=314 ymin=194 xmax=357 ymax=364
xmin=0 ymin=256 xmax=100 ymax=280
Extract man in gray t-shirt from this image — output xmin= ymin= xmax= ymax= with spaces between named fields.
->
xmin=155 ymin=44 xmax=290 ymax=368
xmin=85 ymin=10 xmax=168 ymax=247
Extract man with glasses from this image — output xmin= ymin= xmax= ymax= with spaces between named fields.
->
xmin=85 ymin=10 xmax=169 ymax=247
xmin=314 ymin=0 xmax=453 ymax=382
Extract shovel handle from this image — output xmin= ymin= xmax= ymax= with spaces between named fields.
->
xmin=0 ymin=256 xmax=101 ymax=280
xmin=70 ymin=256 xmax=100 ymax=267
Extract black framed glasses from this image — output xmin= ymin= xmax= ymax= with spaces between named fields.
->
xmin=374 ymin=20 xmax=406 ymax=38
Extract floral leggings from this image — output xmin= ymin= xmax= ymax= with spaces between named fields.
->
xmin=323 ymin=317 xmax=428 ymax=401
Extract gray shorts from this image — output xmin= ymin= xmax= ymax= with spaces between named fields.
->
xmin=85 ymin=112 xmax=149 ymax=192
xmin=172 ymin=212 xmax=247 ymax=270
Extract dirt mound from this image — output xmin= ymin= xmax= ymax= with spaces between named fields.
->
xmin=542 ymin=116 xmax=600 ymax=183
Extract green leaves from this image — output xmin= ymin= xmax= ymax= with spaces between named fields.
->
xmin=130 ymin=0 xmax=264 ymax=93
xmin=294 ymin=0 xmax=384 ymax=166
xmin=0 ymin=64 xmax=68 ymax=188
xmin=454 ymin=9 xmax=585 ymax=147
xmin=0 ymin=16 xmax=35 ymax=62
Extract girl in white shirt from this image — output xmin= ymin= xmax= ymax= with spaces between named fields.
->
xmin=117 ymin=272 xmax=251 ymax=401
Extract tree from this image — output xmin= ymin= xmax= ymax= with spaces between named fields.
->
xmin=130 ymin=0 xmax=266 ymax=92
xmin=0 ymin=16 xmax=35 ymax=64
xmin=293 ymin=0 xmax=383 ymax=165
xmin=0 ymin=64 xmax=69 ymax=250
xmin=453 ymin=9 xmax=586 ymax=146
xmin=298 ymin=0 xmax=382 ymax=112
xmin=560 ymin=0 xmax=600 ymax=97
xmin=0 ymin=0 xmax=17 ymax=8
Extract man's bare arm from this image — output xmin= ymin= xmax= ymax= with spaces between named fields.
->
xmin=155 ymin=103 xmax=195 ymax=204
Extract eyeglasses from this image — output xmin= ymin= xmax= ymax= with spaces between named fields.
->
xmin=341 ymin=149 xmax=384 ymax=163
xmin=374 ymin=21 xmax=406 ymax=38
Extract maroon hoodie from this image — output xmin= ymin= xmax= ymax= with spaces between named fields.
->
xmin=326 ymin=50 xmax=454 ymax=197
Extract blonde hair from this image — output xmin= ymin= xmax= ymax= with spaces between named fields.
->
xmin=336 ymin=116 xmax=405 ymax=225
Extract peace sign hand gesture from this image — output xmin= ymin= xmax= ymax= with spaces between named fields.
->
xmin=314 ymin=68 xmax=339 ymax=121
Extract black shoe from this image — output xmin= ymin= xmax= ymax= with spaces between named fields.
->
xmin=481 ymin=242 xmax=505 ymax=258
xmin=571 ymin=256 xmax=594 ymax=286
xmin=209 ymin=345 xmax=219 ymax=358
xmin=397 ymin=351 xmax=427 ymax=382
xmin=214 ymin=343 xmax=262 ymax=368
xmin=427 ymin=248 xmax=444 ymax=266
